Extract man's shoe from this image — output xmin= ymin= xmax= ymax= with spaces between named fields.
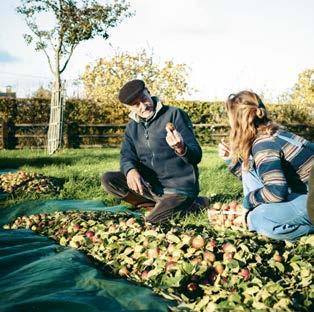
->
xmin=196 ymin=196 xmax=210 ymax=208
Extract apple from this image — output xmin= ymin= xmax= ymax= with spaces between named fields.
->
xmin=273 ymin=254 xmax=283 ymax=262
xmin=187 ymin=282 xmax=198 ymax=292
xmin=141 ymin=270 xmax=149 ymax=280
xmin=126 ymin=218 xmax=136 ymax=226
xmin=204 ymin=251 xmax=216 ymax=263
xmin=119 ymin=220 xmax=126 ymax=226
xmin=229 ymin=201 xmax=238 ymax=210
xmin=240 ymin=268 xmax=250 ymax=281
xmin=108 ymin=225 xmax=117 ymax=233
xmin=222 ymin=242 xmax=236 ymax=253
xmin=73 ymin=224 xmax=81 ymax=231
xmin=214 ymin=263 xmax=224 ymax=275
xmin=165 ymin=261 xmax=177 ymax=272
xmin=191 ymin=257 xmax=202 ymax=265
xmin=118 ymin=267 xmax=129 ymax=277
xmin=212 ymin=202 xmax=222 ymax=210
xmin=221 ymin=203 xmax=229 ymax=211
xmin=223 ymin=252 xmax=234 ymax=261
xmin=147 ymin=247 xmax=159 ymax=259
xmin=191 ymin=235 xmax=205 ymax=249
xmin=85 ymin=230 xmax=95 ymax=238
xmin=206 ymin=239 xmax=217 ymax=249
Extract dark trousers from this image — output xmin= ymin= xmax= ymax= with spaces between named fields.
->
xmin=101 ymin=171 xmax=198 ymax=223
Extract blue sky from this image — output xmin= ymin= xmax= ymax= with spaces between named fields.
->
xmin=1 ymin=0 xmax=314 ymax=100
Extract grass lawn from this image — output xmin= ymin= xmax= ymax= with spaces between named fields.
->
xmin=0 ymin=146 xmax=243 ymax=210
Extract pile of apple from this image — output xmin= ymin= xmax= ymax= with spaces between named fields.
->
xmin=208 ymin=201 xmax=246 ymax=229
xmin=3 ymin=211 xmax=313 ymax=311
xmin=0 ymin=171 xmax=59 ymax=195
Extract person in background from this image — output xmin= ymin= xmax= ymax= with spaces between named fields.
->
xmin=218 ymin=90 xmax=314 ymax=241
xmin=102 ymin=79 xmax=207 ymax=223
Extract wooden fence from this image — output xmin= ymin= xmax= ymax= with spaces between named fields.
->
xmin=0 ymin=121 xmax=313 ymax=149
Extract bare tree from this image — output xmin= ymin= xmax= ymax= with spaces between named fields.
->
xmin=17 ymin=0 xmax=132 ymax=153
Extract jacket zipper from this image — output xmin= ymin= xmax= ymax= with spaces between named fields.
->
xmin=144 ymin=121 xmax=155 ymax=169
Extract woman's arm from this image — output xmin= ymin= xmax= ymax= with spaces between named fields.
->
xmin=243 ymin=140 xmax=288 ymax=209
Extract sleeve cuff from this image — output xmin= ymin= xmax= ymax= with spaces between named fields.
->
xmin=121 ymin=163 xmax=136 ymax=177
xmin=175 ymin=145 xmax=187 ymax=157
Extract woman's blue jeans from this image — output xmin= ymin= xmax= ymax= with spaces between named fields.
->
xmin=242 ymin=168 xmax=314 ymax=241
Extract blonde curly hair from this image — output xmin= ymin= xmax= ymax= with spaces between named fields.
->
xmin=226 ymin=91 xmax=280 ymax=169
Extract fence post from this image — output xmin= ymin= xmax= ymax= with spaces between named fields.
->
xmin=2 ymin=119 xmax=16 ymax=149
xmin=65 ymin=122 xmax=80 ymax=148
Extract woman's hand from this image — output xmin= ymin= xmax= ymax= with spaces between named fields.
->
xmin=218 ymin=140 xmax=230 ymax=161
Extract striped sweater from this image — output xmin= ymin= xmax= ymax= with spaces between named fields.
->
xmin=228 ymin=130 xmax=314 ymax=209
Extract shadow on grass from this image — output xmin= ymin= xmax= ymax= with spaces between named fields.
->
xmin=209 ymin=193 xmax=242 ymax=202
xmin=0 ymin=153 xmax=120 ymax=170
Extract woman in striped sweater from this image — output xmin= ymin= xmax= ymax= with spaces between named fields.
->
xmin=218 ymin=90 xmax=314 ymax=241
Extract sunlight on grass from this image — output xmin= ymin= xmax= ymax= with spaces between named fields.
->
xmin=0 ymin=147 xmax=243 ymax=210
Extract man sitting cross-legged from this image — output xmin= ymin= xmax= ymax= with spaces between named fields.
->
xmin=102 ymin=79 xmax=208 ymax=223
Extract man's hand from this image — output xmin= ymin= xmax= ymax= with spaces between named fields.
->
xmin=126 ymin=169 xmax=144 ymax=195
xmin=218 ymin=140 xmax=230 ymax=161
xmin=165 ymin=127 xmax=186 ymax=155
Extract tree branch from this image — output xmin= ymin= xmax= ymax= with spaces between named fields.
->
xmin=60 ymin=43 xmax=76 ymax=74
xmin=26 ymin=19 xmax=55 ymax=74
xmin=43 ymin=47 xmax=54 ymax=74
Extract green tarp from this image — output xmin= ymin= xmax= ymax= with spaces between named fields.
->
xmin=0 ymin=199 xmax=171 ymax=312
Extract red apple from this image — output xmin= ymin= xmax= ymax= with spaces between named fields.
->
xmin=85 ymin=230 xmax=95 ymax=238
xmin=187 ymin=282 xmax=198 ymax=292
xmin=141 ymin=270 xmax=149 ymax=280
xmin=240 ymin=268 xmax=250 ymax=281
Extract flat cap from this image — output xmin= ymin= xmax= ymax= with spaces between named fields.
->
xmin=118 ymin=79 xmax=146 ymax=104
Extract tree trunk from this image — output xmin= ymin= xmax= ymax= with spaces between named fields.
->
xmin=47 ymin=54 xmax=64 ymax=154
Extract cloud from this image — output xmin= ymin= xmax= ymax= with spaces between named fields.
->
xmin=0 ymin=50 xmax=18 ymax=63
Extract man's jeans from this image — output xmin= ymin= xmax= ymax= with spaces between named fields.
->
xmin=242 ymin=168 xmax=314 ymax=241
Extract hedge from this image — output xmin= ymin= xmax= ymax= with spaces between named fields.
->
xmin=0 ymin=98 xmax=313 ymax=147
